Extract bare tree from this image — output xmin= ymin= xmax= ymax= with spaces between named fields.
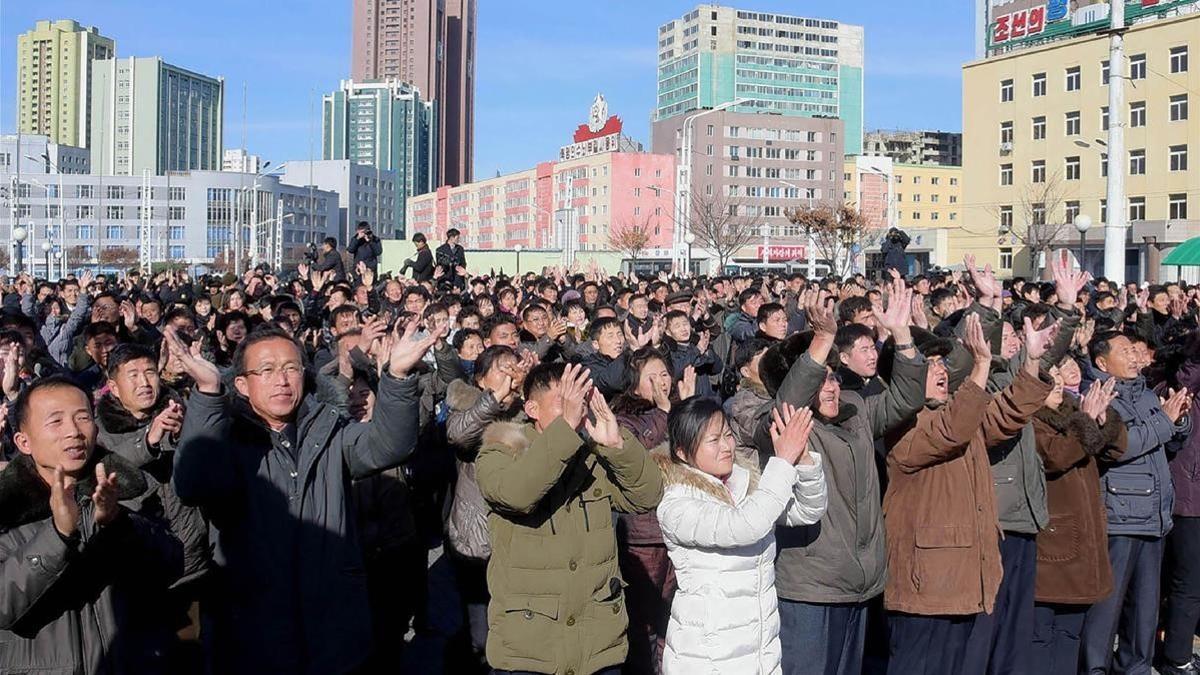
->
xmin=608 ymin=214 xmax=654 ymax=267
xmin=1012 ymin=170 xmax=1070 ymax=279
xmin=98 ymin=246 xmax=140 ymax=273
xmin=686 ymin=190 xmax=762 ymax=270
xmin=0 ymin=247 xmax=8 ymax=271
xmin=66 ymin=245 xmax=90 ymax=271
xmin=785 ymin=202 xmax=873 ymax=278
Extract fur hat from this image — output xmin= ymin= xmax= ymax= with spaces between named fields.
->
xmin=760 ymin=331 xmax=815 ymax=397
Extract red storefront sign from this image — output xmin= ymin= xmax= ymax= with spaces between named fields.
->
xmin=993 ymin=5 xmax=1047 ymax=43
xmin=756 ymin=245 xmax=807 ymax=262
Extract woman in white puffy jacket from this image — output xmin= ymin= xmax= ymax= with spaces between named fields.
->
xmin=655 ymin=398 xmax=827 ymax=674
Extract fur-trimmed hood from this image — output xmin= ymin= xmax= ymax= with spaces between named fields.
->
xmin=0 ymin=448 xmax=148 ymax=531
xmin=480 ymin=420 xmax=535 ymax=457
xmin=96 ymin=385 xmax=185 ymax=434
xmin=652 ymin=446 xmax=761 ymax=506
xmin=1035 ymin=396 xmax=1124 ymax=457
xmin=446 ymin=378 xmax=485 ymax=412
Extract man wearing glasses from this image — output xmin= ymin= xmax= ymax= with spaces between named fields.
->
xmin=168 ymin=320 xmax=440 ymax=675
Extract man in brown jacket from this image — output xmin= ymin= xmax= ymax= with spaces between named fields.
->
xmin=882 ymin=312 xmax=1056 ymax=675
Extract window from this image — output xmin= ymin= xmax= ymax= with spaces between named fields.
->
xmin=1066 ymin=156 xmax=1081 ymax=180
xmin=1170 ymin=94 xmax=1188 ymax=122
xmin=1101 ymin=59 xmax=1110 ymax=85
xmin=1130 ymin=54 xmax=1146 ymax=80
xmin=1000 ymin=248 xmax=1014 ymax=270
xmin=1129 ymin=149 xmax=1146 ymax=175
xmin=1065 ymin=66 xmax=1081 ymax=91
xmin=932 ymin=177 xmax=940 ymax=186
xmin=1129 ymin=196 xmax=1146 ymax=221
xmin=1130 ymin=101 xmax=1146 ymax=127
xmin=76 ymin=224 xmax=94 ymax=239
xmin=999 ymin=206 xmax=1014 ymax=231
xmin=105 ymin=225 xmax=123 ymax=240
xmin=1101 ymin=106 xmax=1109 ymax=131
xmin=950 ymin=177 xmax=958 ymax=186
xmin=1170 ymin=194 xmax=1189 ymax=220
xmin=77 ymin=205 xmax=94 ymax=219
xmin=1101 ymin=152 xmax=1109 ymax=177
xmin=168 ymin=187 xmax=186 ymax=201
xmin=914 ymin=176 xmax=922 ymax=184
xmin=931 ymin=194 xmax=940 ymax=203
xmin=931 ymin=212 xmax=940 ymax=221
xmin=1065 ymin=111 xmax=1081 ymax=136
xmin=1000 ymin=164 xmax=1013 ymax=185
xmin=1001 ymin=79 xmax=1014 ymax=102
xmin=1032 ymin=72 xmax=1047 ymax=97
xmin=1170 ymin=145 xmax=1189 ymax=171
xmin=950 ymin=195 xmax=958 ymax=203
xmin=1101 ymin=199 xmax=1108 ymax=222
xmin=169 ymin=225 xmax=185 ymax=240
xmin=1032 ymin=116 xmax=1046 ymax=140
xmin=706 ymin=124 xmax=714 ymax=136
xmin=106 ymin=205 xmax=124 ymax=220
xmin=1032 ymin=160 xmax=1046 ymax=183
xmin=1171 ymin=46 xmax=1189 ymax=74
xmin=1066 ymin=201 xmax=1081 ymax=224
xmin=169 ymin=246 xmax=185 ymax=259
xmin=1000 ymin=121 xmax=1014 ymax=144
xmin=169 ymin=206 xmax=185 ymax=220
xmin=913 ymin=194 xmax=922 ymax=202
xmin=106 ymin=185 xmax=124 ymax=200
xmin=77 ymin=184 xmax=94 ymax=199
xmin=1032 ymin=203 xmax=1047 ymax=226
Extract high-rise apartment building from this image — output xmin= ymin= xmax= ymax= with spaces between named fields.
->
xmin=655 ymin=5 xmax=865 ymax=154
xmin=350 ymin=0 xmax=476 ymax=187
xmin=90 ymin=57 xmax=225 ymax=176
xmin=222 ymin=148 xmax=262 ymax=174
xmin=16 ymin=20 xmax=115 ymax=148
xmin=862 ymin=130 xmax=963 ymax=167
xmin=322 ymin=79 xmax=437 ymax=236
xmin=959 ymin=8 xmax=1198 ymax=281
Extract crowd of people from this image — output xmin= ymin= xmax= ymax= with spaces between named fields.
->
xmin=3 ymin=223 xmax=1200 ymax=675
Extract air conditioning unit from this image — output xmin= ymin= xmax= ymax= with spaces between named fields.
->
xmin=999 ymin=142 xmax=1013 ymax=154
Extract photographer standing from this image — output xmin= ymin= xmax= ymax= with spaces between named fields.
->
xmin=348 ymin=221 xmax=383 ymax=277
xmin=436 ymin=228 xmax=468 ymax=289
xmin=881 ymin=227 xmax=910 ymax=279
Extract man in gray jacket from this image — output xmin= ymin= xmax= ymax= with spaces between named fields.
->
xmin=169 ymin=318 xmax=440 ymax=675
xmin=0 ymin=375 xmax=183 ymax=674
xmin=1081 ymin=331 xmax=1191 ymax=675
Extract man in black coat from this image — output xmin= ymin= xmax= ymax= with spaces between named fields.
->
xmin=881 ymin=227 xmax=910 ymax=278
xmin=313 ymin=237 xmax=347 ymax=283
xmin=400 ymin=232 xmax=435 ymax=282
xmin=169 ymin=320 xmax=441 ymax=674
xmin=347 ymin=221 xmax=383 ymax=276
xmin=435 ymin=227 xmax=468 ymax=289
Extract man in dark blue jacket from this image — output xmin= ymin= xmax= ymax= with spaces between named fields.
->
xmin=169 ymin=320 xmax=440 ymax=675
xmin=346 ymin=221 xmax=383 ymax=276
xmin=1080 ymin=331 xmax=1192 ymax=675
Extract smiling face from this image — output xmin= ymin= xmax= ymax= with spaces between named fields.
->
xmin=839 ymin=336 xmax=878 ymax=378
xmin=816 ymin=368 xmax=841 ymax=417
xmin=233 ymin=337 xmax=305 ymax=430
xmin=677 ymin=413 xmax=736 ymax=481
xmin=1001 ymin=322 xmax=1022 ymax=359
xmin=524 ymin=309 xmax=549 ymax=338
xmin=593 ymin=324 xmax=626 ymax=358
xmin=14 ymin=383 xmax=97 ymax=481
xmin=108 ymin=356 xmax=161 ymax=418
xmin=1095 ymin=335 xmax=1140 ymax=380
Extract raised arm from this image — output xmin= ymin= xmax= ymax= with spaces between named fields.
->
xmin=476 ymin=417 xmax=586 ymax=515
xmin=168 ymin=326 xmax=239 ymax=506
xmin=658 ymin=458 xmax=800 ymax=548
xmin=582 ymin=393 xmax=663 ymax=515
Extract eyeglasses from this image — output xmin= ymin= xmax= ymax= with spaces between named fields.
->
xmin=242 ymin=363 xmax=304 ymax=381
xmin=824 ymin=371 xmax=843 ymax=384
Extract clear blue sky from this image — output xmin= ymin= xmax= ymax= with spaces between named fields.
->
xmin=1 ymin=0 xmax=974 ymax=177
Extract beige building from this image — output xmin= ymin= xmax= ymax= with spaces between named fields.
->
xmin=17 ymin=20 xmax=115 ymax=148
xmin=844 ymin=157 xmax=963 ymax=273
xmin=959 ymin=12 xmax=1199 ymax=280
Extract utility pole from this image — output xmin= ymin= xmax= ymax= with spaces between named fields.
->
xmin=1103 ymin=0 xmax=1127 ymax=283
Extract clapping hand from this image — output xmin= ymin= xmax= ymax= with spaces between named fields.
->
xmin=387 ymin=315 xmax=445 ymax=378
xmin=558 ymin=363 xmax=594 ymax=430
xmin=677 ymin=365 xmax=697 ymax=401
xmin=1081 ymin=378 xmax=1117 ymax=424
xmin=1161 ymin=387 xmax=1192 ymax=424
xmin=1023 ymin=316 xmax=1060 ymax=373
xmin=1050 ymin=251 xmax=1090 ymax=311
xmin=164 ymin=326 xmax=221 ymax=394
xmin=147 ymin=400 xmax=184 ymax=447
xmin=770 ymin=402 xmax=815 ymax=466
xmin=804 ymin=289 xmax=836 ymax=336
xmin=584 ymin=388 xmax=623 ymax=448
xmin=964 ymin=254 xmax=1002 ymax=301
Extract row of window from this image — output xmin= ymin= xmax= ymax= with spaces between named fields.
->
xmin=1002 ymin=145 xmax=1189 ymax=185
xmin=999 ymin=97 xmax=1188 ymax=146
xmin=999 ymin=46 xmax=1189 ymax=102
xmin=998 ymin=195 xmax=1190 ymax=230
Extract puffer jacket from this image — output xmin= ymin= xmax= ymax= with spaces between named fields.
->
xmin=0 ymin=451 xmax=184 ymax=675
xmin=444 ymin=378 xmax=524 ymax=560
xmin=754 ymin=350 xmax=927 ymax=604
xmin=1093 ymin=368 xmax=1189 ymax=537
xmin=1032 ymin=397 xmax=1127 ymax=604
xmin=656 ymin=452 xmax=827 ymax=675
xmin=95 ymin=388 xmax=210 ymax=587
xmin=475 ymin=418 xmax=664 ymax=675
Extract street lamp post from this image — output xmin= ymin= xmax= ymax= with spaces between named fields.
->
xmin=13 ymin=227 xmax=28 ymax=275
xmin=42 ymin=241 xmax=52 ymax=279
xmin=684 ymin=232 xmax=695 ymax=277
xmin=514 ymin=244 xmax=523 ymax=276
xmin=31 ymin=153 xmax=66 ymax=280
xmin=1074 ymin=214 xmax=1093 ymax=275
xmin=677 ymin=98 xmax=751 ymax=271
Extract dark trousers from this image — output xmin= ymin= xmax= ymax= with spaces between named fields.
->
xmin=494 ymin=669 xmax=620 ymax=675
xmin=618 ymin=543 xmax=675 ymax=675
xmin=1031 ymin=603 xmax=1086 ymax=675
xmin=360 ymin=546 xmax=424 ymax=674
xmin=1164 ymin=516 xmax=1200 ymax=665
xmin=886 ymin=612 xmax=978 ymax=675
xmin=964 ymin=532 xmax=1036 ymax=675
xmin=1080 ymin=535 xmax=1164 ymax=675
xmin=779 ymin=599 xmax=869 ymax=675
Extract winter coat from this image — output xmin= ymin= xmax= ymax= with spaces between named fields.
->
xmin=444 ymin=378 xmax=524 ymax=560
xmin=726 ymin=379 xmax=772 ymax=462
xmin=661 ymin=337 xmax=723 ymax=399
xmin=0 ymin=451 xmax=184 ymax=675
xmin=1093 ymin=368 xmax=1189 ymax=537
xmin=347 ymin=234 xmax=383 ymax=272
xmin=1170 ymin=358 xmax=1200 ymax=517
xmin=402 ymin=247 xmax=434 ymax=282
xmin=172 ymin=372 xmax=422 ymax=675
xmin=573 ymin=349 xmax=629 ymax=400
xmin=881 ymin=229 xmax=910 ymax=274
xmin=475 ymin=418 xmax=664 ymax=675
xmin=1032 ymin=398 xmax=1127 ymax=604
xmin=725 ymin=310 xmax=757 ymax=345
xmin=435 ymin=242 xmax=467 ymax=284
xmin=313 ymin=248 xmax=347 ymax=282
xmin=754 ymin=350 xmax=928 ymax=604
xmin=656 ymin=452 xmax=827 ymax=675
xmin=614 ymin=399 xmax=670 ymax=547
xmin=883 ymin=372 xmax=1050 ymax=616
xmin=95 ymin=388 xmax=211 ymax=587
